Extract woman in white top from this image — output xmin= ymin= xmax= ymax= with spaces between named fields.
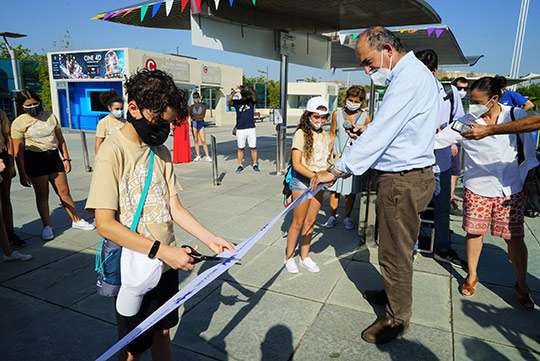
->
xmin=435 ymin=77 xmax=538 ymax=309
xmin=189 ymin=92 xmax=211 ymax=162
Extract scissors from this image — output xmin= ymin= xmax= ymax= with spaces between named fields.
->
xmin=181 ymin=245 xmax=241 ymax=265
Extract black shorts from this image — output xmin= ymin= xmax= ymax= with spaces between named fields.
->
xmin=115 ymin=269 xmax=179 ymax=355
xmin=0 ymin=150 xmax=10 ymax=179
xmin=24 ymin=149 xmax=64 ymax=177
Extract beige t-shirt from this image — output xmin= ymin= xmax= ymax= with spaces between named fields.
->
xmin=11 ymin=111 xmax=60 ymax=152
xmin=96 ymin=114 xmax=125 ymax=138
xmin=86 ymin=131 xmax=183 ymax=271
xmin=0 ymin=110 xmax=11 ymax=150
xmin=291 ymin=129 xmax=332 ymax=172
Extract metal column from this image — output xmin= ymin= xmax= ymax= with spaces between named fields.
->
xmin=277 ymin=54 xmax=289 ymax=173
xmin=211 ymin=135 xmax=221 ymax=186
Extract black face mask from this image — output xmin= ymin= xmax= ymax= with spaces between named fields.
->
xmin=23 ymin=103 xmax=42 ymax=117
xmin=127 ymin=111 xmax=170 ymax=146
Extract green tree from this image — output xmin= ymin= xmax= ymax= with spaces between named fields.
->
xmin=268 ymin=80 xmax=280 ymax=108
xmin=516 ymin=83 xmax=540 ymax=110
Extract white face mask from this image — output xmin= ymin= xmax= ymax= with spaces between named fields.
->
xmin=369 ymin=51 xmax=392 ymax=87
xmin=468 ymin=98 xmax=493 ymax=118
xmin=458 ymin=90 xmax=467 ymax=99
xmin=193 ymin=98 xmax=200 ymax=103
xmin=346 ymin=100 xmax=361 ymax=111
xmin=310 ymin=120 xmax=323 ymax=130
xmin=112 ymin=110 xmax=123 ymax=118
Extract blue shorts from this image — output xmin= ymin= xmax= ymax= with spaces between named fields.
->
xmin=290 ymin=170 xmax=311 ymax=191
xmin=192 ymin=120 xmax=204 ymax=130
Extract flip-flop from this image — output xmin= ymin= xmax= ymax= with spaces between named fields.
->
xmin=461 ymin=276 xmax=478 ymax=297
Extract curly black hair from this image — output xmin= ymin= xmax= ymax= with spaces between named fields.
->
xmin=124 ymin=68 xmax=188 ymax=121
xmin=99 ymin=89 xmax=123 ymax=107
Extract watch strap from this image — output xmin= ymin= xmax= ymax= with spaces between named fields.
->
xmin=148 ymin=240 xmax=161 ymax=259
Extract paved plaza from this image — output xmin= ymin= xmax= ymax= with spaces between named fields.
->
xmin=1 ymin=122 xmax=540 ymax=360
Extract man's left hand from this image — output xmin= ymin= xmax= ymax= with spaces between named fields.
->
xmin=310 ymin=171 xmax=336 ymax=191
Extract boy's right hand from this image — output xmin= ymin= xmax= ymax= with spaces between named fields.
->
xmin=157 ymin=244 xmax=198 ymax=271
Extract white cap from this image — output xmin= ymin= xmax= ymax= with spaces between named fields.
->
xmin=305 ymin=96 xmax=329 ymax=115
xmin=116 ymin=248 xmax=163 ymax=317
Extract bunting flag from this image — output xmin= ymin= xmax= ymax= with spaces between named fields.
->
xmin=140 ymin=5 xmax=149 ymax=21
xmin=152 ymin=2 xmax=162 ymax=17
xmin=339 ymin=33 xmax=346 ymax=45
xmin=353 ymin=33 xmax=360 ymax=39
xmin=181 ymin=0 xmax=189 ymax=12
xmin=192 ymin=0 xmax=201 ymax=13
xmin=165 ymin=0 xmax=174 ymax=15
xmin=332 ymin=67 xmax=336 ymax=75
xmin=400 ymin=29 xmax=408 ymax=33
xmin=435 ymin=28 xmax=444 ymax=38
xmin=229 ymin=0 xmax=234 ymax=6
xmin=214 ymin=0 xmax=220 ymax=9
xmin=427 ymin=27 xmax=435 ymax=36
xmin=111 ymin=10 xmax=127 ymax=18
xmin=103 ymin=12 xmax=115 ymax=20
xmin=408 ymin=29 xmax=417 ymax=34
xmin=90 ymin=14 xmax=106 ymax=20
xmin=123 ymin=7 xmax=137 ymax=17
xmin=252 ymin=0 xmax=256 ymax=5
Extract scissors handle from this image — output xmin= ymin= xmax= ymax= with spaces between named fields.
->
xmin=181 ymin=245 xmax=203 ymax=264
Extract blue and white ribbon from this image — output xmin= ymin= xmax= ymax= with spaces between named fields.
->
xmin=95 ymin=184 xmax=325 ymax=361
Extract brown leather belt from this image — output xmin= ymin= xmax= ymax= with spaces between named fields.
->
xmin=375 ymin=165 xmax=432 ymax=176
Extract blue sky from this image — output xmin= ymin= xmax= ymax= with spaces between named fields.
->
xmin=2 ymin=0 xmax=539 ymax=85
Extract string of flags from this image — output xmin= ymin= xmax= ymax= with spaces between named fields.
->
xmin=337 ymin=27 xmax=445 ymax=45
xmin=90 ymin=0 xmax=257 ymax=21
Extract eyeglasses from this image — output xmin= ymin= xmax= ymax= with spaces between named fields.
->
xmin=456 ymin=86 xmax=469 ymax=91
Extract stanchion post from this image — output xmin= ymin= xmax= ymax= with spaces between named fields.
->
xmin=211 ymin=135 xmax=220 ymax=186
xmin=80 ymin=130 xmax=92 ymax=172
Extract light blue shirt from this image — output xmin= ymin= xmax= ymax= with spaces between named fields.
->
xmin=335 ymin=51 xmax=440 ymax=174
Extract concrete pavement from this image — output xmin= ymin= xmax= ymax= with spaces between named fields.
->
xmin=1 ymin=122 xmax=540 ymax=360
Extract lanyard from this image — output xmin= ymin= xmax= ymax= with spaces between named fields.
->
xmin=343 ymin=108 xmax=361 ymax=124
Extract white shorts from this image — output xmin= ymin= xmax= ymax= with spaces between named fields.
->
xmin=236 ymin=128 xmax=257 ymax=149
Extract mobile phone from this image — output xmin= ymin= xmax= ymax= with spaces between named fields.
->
xmin=451 ymin=118 xmax=474 ymax=133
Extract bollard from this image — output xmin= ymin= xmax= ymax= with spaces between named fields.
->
xmin=275 ymin=125 xmax=282 ymax=174
xmin=211 ymin=135 xmax=220 ymax=186
xmin=80 ymin=130 xmax=92 ymax=172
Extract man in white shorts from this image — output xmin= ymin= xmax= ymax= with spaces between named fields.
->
xmin=227 ymin=84 xmax=259 ymax=173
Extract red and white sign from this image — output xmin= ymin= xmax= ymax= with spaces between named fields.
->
xmin=145 ymin=58 xmax=157 ymax=70
xmin=203 ymin=65 xmax=208 ymax=73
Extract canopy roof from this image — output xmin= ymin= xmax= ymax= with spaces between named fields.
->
xmin=331 ymin=25 xmax=482 ymax=68
xmin=93 ymin=0 xmax=441 ymax=33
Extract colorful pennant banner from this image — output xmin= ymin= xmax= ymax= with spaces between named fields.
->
xmin=152 ymin=2 xmax=162 ymax=17
xmin=193 ymin=0 xmax=202 ymax=13
xmin=165 ymin=0 xmax=174 ymax=15
xmin=140 ymin=5 xmax=149 ymax=21
xmin=214 ymin=0 xmax=220 ymax=10
xmin=427 ymin=27 xmax=444 ymax=38
xmin=123 ymin=8 xmax=137 ymax=17
xmin=181 ymin=0 xmax=189 ymax=12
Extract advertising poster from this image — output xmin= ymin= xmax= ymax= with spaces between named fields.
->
xmin=51 ymin=50 xmax=125 ymax=80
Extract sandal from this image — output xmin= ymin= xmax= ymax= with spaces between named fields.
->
xmin=461 ymin=276 xmax=478 ymax=297
xmin=515 ymin=283 xmax=535 ymax=311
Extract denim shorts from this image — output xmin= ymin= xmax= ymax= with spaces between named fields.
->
xmin=290 ymin=170 xmax=311 ymax=191
xmin=192 ymin=120 xmax=204 ymax=130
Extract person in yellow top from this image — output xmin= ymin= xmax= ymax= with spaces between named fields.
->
xmin=284 ymin=96 xmax=332 ymax=274
xmin=12 ymin=89 xmax=95 ymax=241
xmin=0 ymin=110 xmax=26 ymax=247
xmin=95 ymin=89 xmax=125 ymax=153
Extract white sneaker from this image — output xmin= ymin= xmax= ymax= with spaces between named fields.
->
xmin=323 ymin=216 xmax=337 ymax=228
xmin=72 ymin=219 xmax=96 ymax=231
xmin=204 ymin=156 xmax=212 ymax=162
xmin=193 ymin=156 xmax=201 ymax=162
xmin=299 ymin=257 xmax=320 ymax=273
xmin=3 ymin=250 xmax=33 ymax=262
xmin=284 ymin=258 xmax=299 ymax=274
xmin=42 ymin=226 xmax=54 ymax=241
xmin=344 ymin=217 xmax=355 ymax=230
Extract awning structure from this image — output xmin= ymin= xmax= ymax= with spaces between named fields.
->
xmin=331 ymin=25 xmax=482 ymax=68
xmin=93 ymin=0 xmax=441 ymax=33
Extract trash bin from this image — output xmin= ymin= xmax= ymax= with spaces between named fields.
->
xmin=173 ymin=118 xmax=191 ymax=163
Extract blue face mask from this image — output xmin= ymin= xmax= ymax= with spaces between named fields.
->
xmin=112 ymin=110 xmax=123 ymax=119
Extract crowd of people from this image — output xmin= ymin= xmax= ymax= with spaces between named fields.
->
xmin=3 ymin=24 xmax=540 ymax=359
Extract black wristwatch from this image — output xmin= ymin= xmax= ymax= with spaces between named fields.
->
xmin=148 ymin=240 xmax=161 ymax=259
xmin=63 ymin=158 xmax=72 ymax=162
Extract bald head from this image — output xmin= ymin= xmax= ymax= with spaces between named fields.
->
xmin=356 ymin=26 xmax=407 ymax=74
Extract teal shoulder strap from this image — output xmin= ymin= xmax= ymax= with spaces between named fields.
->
xmin=130 ymin=146 xmax=155 ymax=231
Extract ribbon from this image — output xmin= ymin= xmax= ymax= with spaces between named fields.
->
xmin=95 ymin=184 xmax=327 ymax=361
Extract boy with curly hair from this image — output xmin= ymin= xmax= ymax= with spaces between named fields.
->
xmin=86 ymin=69 xmax=235 ymax=361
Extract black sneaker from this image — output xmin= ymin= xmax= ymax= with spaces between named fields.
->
xmin=450 ymin=199 xmax=463 ymax=216
xmin=434 ymin=249 xmax=468 ymax=269
xmin=236 ymin=165 xmax=244 ymax=174
xmin=9 ymin=232 xmax=26 ymax=247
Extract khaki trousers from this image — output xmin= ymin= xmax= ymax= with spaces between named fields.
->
xmin=376 ymin=167 xmax=435 ymax=325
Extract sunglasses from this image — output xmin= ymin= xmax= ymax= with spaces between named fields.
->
xmin=456 ymin=86 xmax=469 ymax=91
